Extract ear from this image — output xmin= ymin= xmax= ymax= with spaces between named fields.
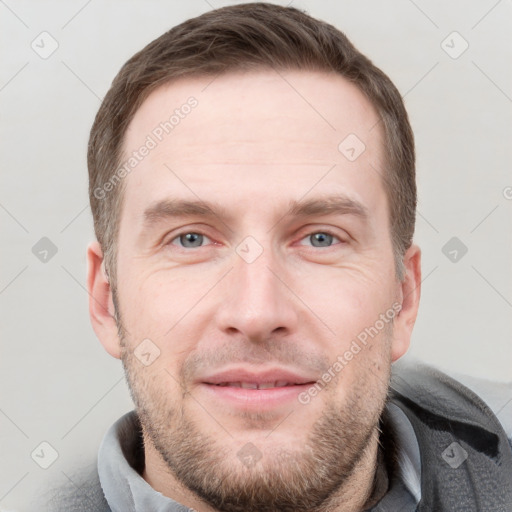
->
xmin=391 ymin=244 xmax=421 ymax=362
xmin=86 ymin=241 xmax=121 ymax=359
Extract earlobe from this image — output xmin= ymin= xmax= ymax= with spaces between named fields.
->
xmin=391 ymin=244 xmax=421 ymax=362
xmin=86 ymin=241 xmax=121 ymax=359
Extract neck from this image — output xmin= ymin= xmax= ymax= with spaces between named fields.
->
xmin=142 ymin=428 xmax=382 ymax=512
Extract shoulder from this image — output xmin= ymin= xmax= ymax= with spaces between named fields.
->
xmin=448 ymin=370 xmax=512 ymax=444
xmin=391 ymin=358 xmax=512 ymax=444
xmin=388 ymin=359 xmax=512 ymax=510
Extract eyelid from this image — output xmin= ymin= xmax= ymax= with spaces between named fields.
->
xmin=294 ymin=221 xmax=350 ymax=239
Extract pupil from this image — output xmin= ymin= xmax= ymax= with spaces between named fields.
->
xmin=312 ymin=233 xmax=332 ymax=247
xmin=182 ymin=233 xmax=202 ymax=247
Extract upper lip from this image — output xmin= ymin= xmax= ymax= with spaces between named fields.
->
xmin=200 ymin=367 xmax=317 ymax=386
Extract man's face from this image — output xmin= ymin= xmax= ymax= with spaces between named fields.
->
xmin=98 ymin=70 xmax=417 ymax=511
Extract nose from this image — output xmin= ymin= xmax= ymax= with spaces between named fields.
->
xmin=215 ymin=240 xmax=299 ymax=342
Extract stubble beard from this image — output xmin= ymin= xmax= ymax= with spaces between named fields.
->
xmin=119 ymin=336 xmax=390 ymax=512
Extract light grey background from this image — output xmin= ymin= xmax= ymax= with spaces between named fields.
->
xmin=1 ymin=0 xmax=511 ymax=509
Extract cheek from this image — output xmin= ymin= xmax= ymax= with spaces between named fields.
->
xmin=117 ymin=270 xmax=198 ymax=337
xmin=114 ymin=278 xmax=200 ymax=381
xmin=297 ymin=268 xmax=395 ymax=336
xmin=122 ymin=342 xmax=186 ymax=408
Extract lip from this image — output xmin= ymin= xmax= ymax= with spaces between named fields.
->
xmin=201 ymin=367 xmax=317 ymax=386
xmin=198 ymin=367 xmax=317 ymax=411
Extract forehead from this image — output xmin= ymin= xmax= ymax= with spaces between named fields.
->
xmin=120 ymin=69 xmax=386 ymax=224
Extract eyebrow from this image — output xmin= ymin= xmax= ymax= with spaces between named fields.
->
xmin=288 ymin=196 xmax=368 ymax=219
xmin=142 ymin=195 xmax=369 ymax=229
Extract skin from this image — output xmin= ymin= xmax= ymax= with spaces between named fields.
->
xmin=87 ymin=70 xmax=421 ymax=512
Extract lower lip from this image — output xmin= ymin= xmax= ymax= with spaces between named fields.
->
xmin=199 ymin=383 xmax=314 ymax=410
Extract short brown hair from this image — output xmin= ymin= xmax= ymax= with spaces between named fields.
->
xmin=88 ymin=2 xmax=416 ymax=291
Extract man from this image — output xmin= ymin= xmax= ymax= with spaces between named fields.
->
xmin=52 ymin=3 xmax=511 ymax=511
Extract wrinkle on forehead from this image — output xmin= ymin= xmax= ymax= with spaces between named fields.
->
xmin=122 ymin=69 xmax=384 ymax=168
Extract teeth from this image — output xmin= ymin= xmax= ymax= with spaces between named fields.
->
xmin=216 ymin=381 xmax=293 ymax=389
xmin=241 ymin=382 xmax=258 ymax=389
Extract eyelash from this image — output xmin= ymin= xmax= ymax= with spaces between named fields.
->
xmin=165 ymin=229 xmax=346 ymax=250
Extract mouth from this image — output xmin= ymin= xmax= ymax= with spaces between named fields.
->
xmin=198 ymin=368 xmax=317 ymax=410
xmin=213 ymin=381 xmax=306 ymax=389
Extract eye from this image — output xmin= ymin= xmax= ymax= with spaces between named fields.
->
xmin=298 ymin=231 xmax=343 ymax=248
xmin=168 ymin=232 xmax=212 ymax=249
